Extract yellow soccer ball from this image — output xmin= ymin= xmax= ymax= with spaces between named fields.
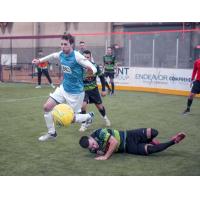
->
xmin=52 ymin=104 xmax=74 ymax=127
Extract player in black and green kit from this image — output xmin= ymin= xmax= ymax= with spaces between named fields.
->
xmin=79 ymin=128 xmax=186 ymax=160
xmin=103 ymin=47 xmax=116 ymax=95
xmin=79 ymin=50 xmax=111 ymax=132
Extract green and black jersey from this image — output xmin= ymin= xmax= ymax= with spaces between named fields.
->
xmin=103 ymin=55 xmax=116 ymax=73
xmin=90 ymin=128 xmax=126 ymax=153
xmin=83 ymin=62 xmax=105 ymax=91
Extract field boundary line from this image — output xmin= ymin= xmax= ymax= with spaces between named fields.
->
xmin=0 ymin=96 xmax=48 ymax=103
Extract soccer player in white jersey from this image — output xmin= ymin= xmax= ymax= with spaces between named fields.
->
xmin=32 ymin=33 xmax=97 ymax=141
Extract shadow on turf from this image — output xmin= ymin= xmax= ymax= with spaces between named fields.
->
xmin=82 ymin=150 xmax=187 ymax=159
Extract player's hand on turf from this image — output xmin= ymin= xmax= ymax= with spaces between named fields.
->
xmin=32 ymin=59 xmax=40 ymax=65
xmin=95 ymin=156 xmax=108 ymax=160
xmin=101 ymin=91 xmax=107 ymax=97
xmin=96 ymin=150 xmax=105 ymax=155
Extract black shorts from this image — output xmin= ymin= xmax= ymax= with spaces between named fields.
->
xmin=84 ymin=87 xmax=102 ymax=104
xmin=191 ymin=80 xmax=200 ymax=94
xmin=125 ymin=128 xmax=149 ymax=155
xmin=104 ymin=71 xmax=115 ymax=79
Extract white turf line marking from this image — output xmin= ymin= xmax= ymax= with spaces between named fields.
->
xmin=0 ymin=96 xmax=48 ymax=103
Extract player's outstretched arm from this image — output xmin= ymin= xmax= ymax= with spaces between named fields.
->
xmin=95 ymin=136 xmax=118 ymax=160
xmin=32 ymin=52 xmax=60 ymax=65
xmin=39 ymin=52 xmax=60 ymax=62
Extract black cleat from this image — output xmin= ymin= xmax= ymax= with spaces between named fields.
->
xmin=182 ymin=108 xmax=190 ymax=115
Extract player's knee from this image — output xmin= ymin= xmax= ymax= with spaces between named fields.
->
xmin=144 ymin=144 xmax=152 ymax=155
xmin=151 ymin=129 xmax=159 ymax=138
xmin=146 ymin=144 xmax=157 ymax=155
xmin=189 ymin=94 xmax=195 ymax=99
xmin=43 ymin=103 xmax=52 ymax=112
xmin=96 ymin=104 xmax=103 ymax=110
xmin=81 ymin=110 xmax=86 ymax=114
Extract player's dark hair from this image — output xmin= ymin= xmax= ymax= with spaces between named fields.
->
xmin=61 ymin=33 xmax=75 ymax=45
xmin=151 ymin=129 xmax=159 ymax=138
xmin=79 ymin=136 xmax=89 ymax=148
xmin=83 ymin=50 xmax=91 ymax=55
xmin=79 ymin=41 xmax=85 ymax=44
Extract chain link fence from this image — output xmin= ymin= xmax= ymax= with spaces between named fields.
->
xmin=0 ymin=30 xmax=198 ymax=83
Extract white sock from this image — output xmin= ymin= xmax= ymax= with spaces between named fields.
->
xmin=104 ymin=115 xmax=108 ymax=120
xmin=75 ymin=113 xmax=90 ymax=123
xmin=44 ymin=112 xmax=56 ymax=134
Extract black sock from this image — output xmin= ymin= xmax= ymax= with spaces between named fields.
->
xmin=187 ymin=98 xmax=193 ymax=109
xmin=111 ymin=82 xmax=114 ymax=93
xmin=99 ymin=106 xmax=106 ymax=117
xmin=105 ymin=82 xmax=111 ymax=91
xmin=81 ymin=110 xmax=86 ymax=114
xmin=147 ymin=141 xmax=175 ymax=154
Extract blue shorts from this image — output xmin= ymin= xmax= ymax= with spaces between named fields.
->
xmin=191 ymin=80 xmax=200 ymax=94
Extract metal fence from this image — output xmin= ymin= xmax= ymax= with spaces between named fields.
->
xmin=123 ymin=31 xmax=192 ymax=68
xmin=0 ymin=30 xmax=198 ymax=83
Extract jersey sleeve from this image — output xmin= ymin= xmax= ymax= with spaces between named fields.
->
xmin=39 ymin=52 xmax=60 ymax=62
xmin=96 ymin=129 xmax=111 ymax=142
xmin=91 ymin=129 xmax=111 ymax=142
xmin=191 ymin=60 xmax=198 ymax=81
xmin=74 ymin=51 xmax=97 ymax=74
xmin=99 ymin=129 xmax=111 ymax=143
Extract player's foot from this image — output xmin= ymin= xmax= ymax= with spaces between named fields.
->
xmin=35 ymin=85 xmax=41 ymax=89
xmin=104 ymin=116 xmax=111 ymax=126
xmin=50 ymin=83 xmax=55 ymax=89
xmin=107 ymin=89 xmax=112 ymax=95
xmin=38 ymin=132 xmax=57 ymax=141
xmin=84 ymin=112 xmax=94 ymax=128
xmin=171 ymin=132 xmax=186 ymax=144
xmin=150 ymin=138 xmax=160 ymax=145
xmin=182 ymin=108 xmax=190 ymax=115
xmin=79 ymin=123 xmax=87 ymax=132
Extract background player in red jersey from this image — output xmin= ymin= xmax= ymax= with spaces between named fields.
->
xmin=183 ymin=58 xmax=200 ymax=114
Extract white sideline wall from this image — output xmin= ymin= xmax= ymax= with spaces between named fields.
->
xmin=99 ymin=67 xmax=194 ymax=96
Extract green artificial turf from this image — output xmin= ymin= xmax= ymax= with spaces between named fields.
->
xmin=0 ymin=83 xmax=199 ymax=175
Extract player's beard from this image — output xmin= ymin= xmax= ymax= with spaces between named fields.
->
xmin=63 ymin=48 xmax=73 ymax=55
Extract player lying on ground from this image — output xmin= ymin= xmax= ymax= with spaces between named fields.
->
xmin=79 ymin=128 xmax=186 ymax=160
